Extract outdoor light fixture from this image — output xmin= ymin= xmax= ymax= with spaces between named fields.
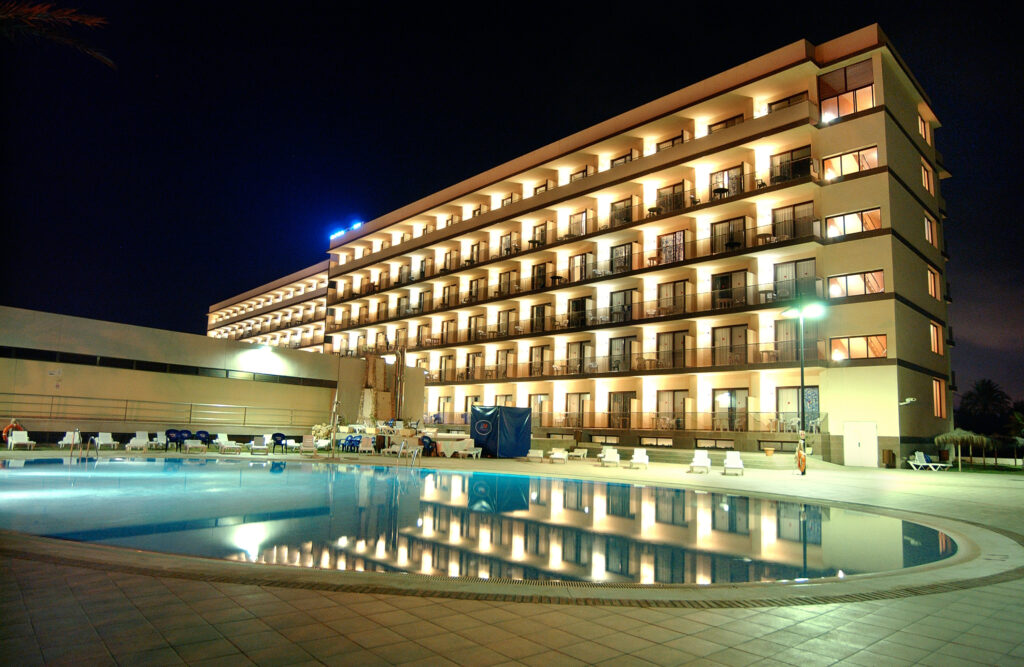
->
xmin=781 ymin=301 xmax=827 ymax=472
xmin=899 ymin=397 xmax=917 ymax=406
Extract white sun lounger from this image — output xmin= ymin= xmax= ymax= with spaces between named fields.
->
xmin=723 ymin=450 xmax=744 ymax=475
xmin=908 ymin=451 xmax=950 ymax=470
xmin=688 ymin=449 xmax=711 ymax=474
xmin=627 ymin=448 xmax=649 ymax=469
xmin=8 ymin=431 xmax=36 ymax=450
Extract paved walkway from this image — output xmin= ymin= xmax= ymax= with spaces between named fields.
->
xmin=3 ymin=450 xmax=1024 ymax=665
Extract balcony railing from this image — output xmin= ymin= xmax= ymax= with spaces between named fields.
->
xmin=394 ymin=278 xmax=823 ymax=352
xmin=423 ymin=409 xmax=827 ymax=434
xmin=328 ymin=159 xmax=818 ymax=307
xmin=424 ymin=340 xmax=826 ymax=383
xmin=329 ymin=223 xmax=822 ymax=335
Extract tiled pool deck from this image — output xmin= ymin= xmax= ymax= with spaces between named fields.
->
xmin=3 ymin=450 xmax=1024 ymax=666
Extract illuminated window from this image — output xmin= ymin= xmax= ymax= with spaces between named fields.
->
xmin=826 ymin=207 xmax=881 ymax=237
xmin=823 ymin=147 xmax=878 ymax=180
xmin=768 ymin=91 xmax=808 ymax=113
xmin=610 ymin=151 xmax=633 ymax=167
xmin=819 ymin=60 xmax=874 ymax=123
xmin=927 ymin=267 xmax=941 ymax=299
xmin=828 ymin=270 xmax=884 ymax=298
xmin=657 ymin=134 xmax=684 ymax=151
xmin=918 ymin=115 xmax=932 ymax=145
xmin=830 ymin=334 xmax=887 ymax=360
xmin=925 ymin=215 xmax=938 ymax=247
xmin=921 ymin=161 xmax=934 ymax=194
xmin=932 ymin=378 xmax=947 ymax=418
xmin=709 ymin=114 xmax=744 ymax=133
xmin=930 ymin=322 xmax=943 ymax=355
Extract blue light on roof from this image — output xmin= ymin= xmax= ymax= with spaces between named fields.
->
xmin=330 ymin=229 xmax=345 ymax=240
xmin=350 ymin=221 xmax=363 ymax=230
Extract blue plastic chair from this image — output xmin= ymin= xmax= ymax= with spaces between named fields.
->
xmin=420 ymin=435 xmax=436 ymax=457
xmin=271 ymin=433 xmax=286 ymax=454
xmin=178 ymin=429 xmax=193 ymax=451
xmin=195 ymin=430 xmax=210 ymax=445
xmin=164 ymin=429 xmax=179 ymax=452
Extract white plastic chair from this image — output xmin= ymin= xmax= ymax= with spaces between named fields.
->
xmin=724 ymin=450 xmax=744 ymax=475
xmin=627 ymin=448 xmax=649 ymax=469
xmin=600 ymin=448 xmax=620 ymax=467
xmin=689 ymin=449 xmax=711 ymax=474
xmin=93 ymin=433 xmax=119 ymax=450
xmin=57 ymin=431 xmax=81 ymax=448
xmin=8 ymin=431 xmax=36 ymax=450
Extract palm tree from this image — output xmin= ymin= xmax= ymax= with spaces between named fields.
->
xmin=0 ymin=2 xmax=114 ymax=68
xmin=956 ymin=380 xmax=1012 ymax=464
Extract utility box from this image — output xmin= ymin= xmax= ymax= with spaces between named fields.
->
xmin=882 ymin=449 xmax=896 ymax=469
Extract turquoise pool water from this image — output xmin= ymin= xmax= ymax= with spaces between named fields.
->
xmin=0 ymin=458 xmax=956 ymax=584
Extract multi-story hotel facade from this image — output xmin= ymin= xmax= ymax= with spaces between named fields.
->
xmin=207 ymin=25 xmax=952 ymax=465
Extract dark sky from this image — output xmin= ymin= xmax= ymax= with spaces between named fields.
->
xmin=2 ymin=2 xmax=1022 ymax=400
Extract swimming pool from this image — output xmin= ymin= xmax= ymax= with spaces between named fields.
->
xmin=0 ymin=457 xmax=956 ymax=585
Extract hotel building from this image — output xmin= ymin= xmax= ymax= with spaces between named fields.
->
xmin=207 ymin=25 xmax=952 ymax=465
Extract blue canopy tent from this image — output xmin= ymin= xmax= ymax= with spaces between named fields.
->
xmin=470 ymin=406 xmax=531 ymax=458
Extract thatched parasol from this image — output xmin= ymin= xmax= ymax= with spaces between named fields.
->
xmin=935 ymin=428 xmax=988 ymax=472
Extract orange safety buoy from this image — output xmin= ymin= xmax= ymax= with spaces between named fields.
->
xmin=796 ymin=449 xmax=807 ymax=475
xmin=2 ymin=422 xmax=24 ymax=442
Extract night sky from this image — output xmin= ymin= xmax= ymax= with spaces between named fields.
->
xmin=2 ymin=2 xmax=1022 ymax=400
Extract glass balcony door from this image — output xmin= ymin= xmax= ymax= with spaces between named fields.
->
xmin=712 ymin=388 xmax=748 ymax=431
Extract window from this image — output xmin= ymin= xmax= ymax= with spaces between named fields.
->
xmin=607 ymin=484 xmax=633 ymax=518
xmin=770 ymin=146 xmax=812 ymax=183
xmin=825 ymin=207 xmax=881 ymax=237
xmin=928 ymin=267 xmax=941 ymax=299
xmin=918 ymin=115 xmax=932 ymax=145
xmin=711 ymin=494 xmax=749 ymax=535
xmin=610 ymin=151 xmax=632 ymax=167
xmin=639 ymin=437 xmax=673 ymax=447
xmin=562 ymin=529 xmax=592 ymax=566
xmin=610 ymin=198 xmax=632 ymax=227
xmin=569 ymin=167 xmax=589 ymax=182
xmin=933 ymin=378 xmax=947 ymax=418
xmin=568 ymin=210 xmax=589 ymax=236
xmin=606 ymin=537 xmax=629 ymax=575
xmin=710 ymin=164 xmax=743 ymax=198
xmin=656 ymin=182 xmax=685 ymax=212
xmin=708 ymin=114 xmax=743 ymax=133
xmin=921 ymin=160 xmax=935 ymax=194
xmin=772 ymin=201 xmax=814 ymax=239
xmin=494 ymin=394 xmax=513 ymax=407
xmin=925 ymin=215 xmax=938 ymax=248
xmin=534 ymin=182 xmax=548 ymax=195
xmin=823 ymin=147 xmax=878 ymax=180
xmin=930 ymin=322 xmax=943 ymax=355
xmin=828 ymin=270 xmax=884 ymax=298
xmin=655 ymin=489 xmax=686 ymax=525
xmin=657 ymin=134 xmax=683 ymax=151
xmin=592 ymin=435 xmax=619 ymax=444
xmin=697 ymin=438 xmax=734 ymax=449
xmin=768 ymin=91 xmax=808 ymax=113
xmin=777 ymin=503 xmax=822 ymax=544
xmin=830 ymin=335 xmax=887 ymax=360
xmin=818 ymin=59 xmax=874 ymax=122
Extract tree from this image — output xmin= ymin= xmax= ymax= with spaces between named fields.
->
xmin=956 ymin=380 xmax=1014 ymax=464
xmin=0 ymin=2 xmax=114 ymax=68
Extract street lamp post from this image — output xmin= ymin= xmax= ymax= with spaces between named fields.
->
xmin=781 ymin=302 xmax=826 ymax=474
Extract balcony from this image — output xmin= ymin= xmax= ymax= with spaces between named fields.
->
xmin=424 ymin=340 xmax=826 ymax=384
xmin=327 ymin=160 xmax=819 ymax=308
xmin=402 ymin=278 xmax=823 ymax=351
xmin=327 ymin=232 xmax=823 ymax=337
xmin=422 ymin=409 xmax=828 ymax=434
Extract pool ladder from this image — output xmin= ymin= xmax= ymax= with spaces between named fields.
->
xmin=68 ymin=428 xmax=97 ymax=461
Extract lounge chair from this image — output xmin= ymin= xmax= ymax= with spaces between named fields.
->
xmin=549 ymin=448 xmax=568 ymax=464
xmin=250 ymin=435 xmax=269 ymax=455
xmin=285 ymin=438 xmax=302 ymax=454
xmin=216 ymin=434 xmax=242 ymax=454
xmin=688 ymin=449 xmax=711 ymax=474
xmin=908 ymin=451 xmax=950 ymax=471
xmin=93 ymin=432 xmax=120 ymax=450
xmin=125 ymin=434 xmax=149 ymax=451
xmin=600 ymin=448 xmax=620 ymax=467
xmin=455 ymin=446 xmax=482 ymax=459
xmin=183 ymin=438 xmax=207 ymax=454
xmin=567 ymin=448 xmax=588 ymax=460
xmin=299 ymin=435 xmax=318 ymax=456
xmin=8 ymin=431 xmax=36 ymax=450
xmin=315 ymin=438 xmax=332 ymax=451
xmin=151 ymin=432 xmax=168 ymax=450
xmin=358 ymin=435 xmax=376 ymax=454
xmin=627 ymin=448 xmax=649 ymax=469
xmin=526 ymin=449 xmax=544 ymax=462
xmin=724 ymin=450 xmax=744 ymax=475
xmin=57 ymin=431 xmax=81 ymax=448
